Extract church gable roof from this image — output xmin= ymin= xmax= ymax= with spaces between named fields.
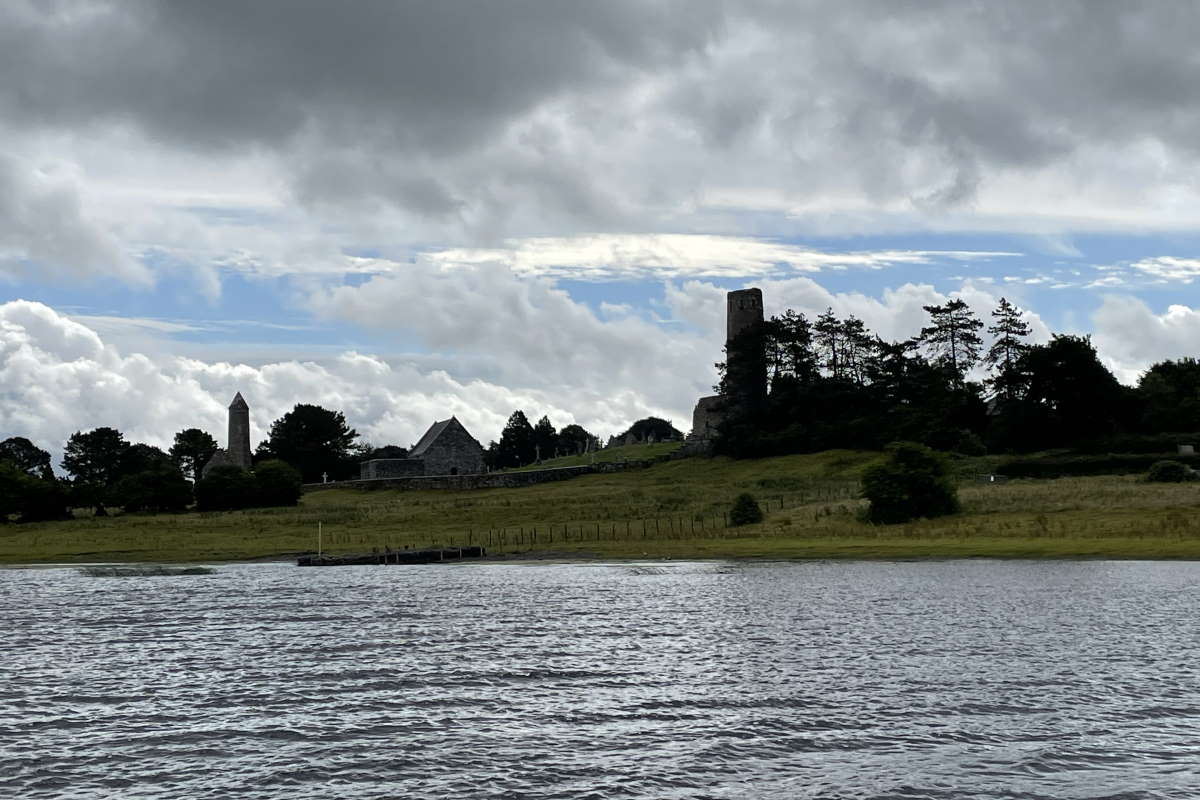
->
xmin=410 ymin=418 xmax=452 ymax=457
xmin=410 ymin=416 xmax=480 ymax=456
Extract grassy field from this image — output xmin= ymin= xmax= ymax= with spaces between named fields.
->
xmin=4 ymin=446 xmax=1200 ymax=564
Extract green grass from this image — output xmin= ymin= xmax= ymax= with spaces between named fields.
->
xmin=4 ymin=449 xmax=1200 ymax=563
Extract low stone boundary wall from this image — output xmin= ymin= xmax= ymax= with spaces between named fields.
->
xmin=303 ymin=449 xmax=692 ymax=494
xmin=304 ymin=465 xmax=595 ymax=493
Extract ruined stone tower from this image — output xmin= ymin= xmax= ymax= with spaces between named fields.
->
xmin=685 ymin=287 xmax=767 ymax=448
xmin=227 ymin=392 xmax=252 ymax=469
xmin=201 ymin=392 xmax=253 ymax=479
xmin=726 ymin=287 xmax=764 ymax=345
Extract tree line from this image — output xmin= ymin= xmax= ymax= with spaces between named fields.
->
xmin=0 ymin=403 xmax=610 ymax=521
xmin=717 ymin=297 xmax=1200 ymax=457
xmin=482 ymin=411 xmax=600 ymax=470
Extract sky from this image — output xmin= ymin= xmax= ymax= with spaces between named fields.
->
xmin=5 ymin=1 xmax=1200 ymax=464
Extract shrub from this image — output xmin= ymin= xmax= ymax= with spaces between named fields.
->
xmin=0 ymin=462 xmax=71 ymax=522
xmin=254 ymin=459 xmax=303 ymax=507
xmin=109 ymin=465 xmax=192 ymax=513
xmin=999 ymin=453 xmax=1200 ymax=479
xmin=195 ymin=465 xmax=257 ymax=511
xmin=1146 ymin=460 xmax=1196 ymax=483
xmin=729 ymin=492 xmax=764 ymax=526
xmin=861 ymin=441 xmax=959 ymax=524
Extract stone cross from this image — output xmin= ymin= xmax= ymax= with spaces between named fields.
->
xmin=322 ymin=472 xmax=328 ymax=484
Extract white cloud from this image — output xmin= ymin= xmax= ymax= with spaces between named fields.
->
xmin=1092 ymin=296 xmax=1200 ymax=384
xmin=0 ymin=153 xmax=149 ymax=285
xmin=421 ymin=234 xmax=1018 ymax=281
xmin=0 ymin=299 xmax=702 ymax=470
xmin=1129 ymin=257 xmax=1200 ymax=283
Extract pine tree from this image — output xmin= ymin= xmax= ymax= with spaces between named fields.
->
xmin=532 ymin=415 xmax=558 ymax=461
xmin=496 ymin=410 xmax=536 ymax=468
xmin=985 ymin=297 xmax=1032 ymax=402
xmin=814 ymin=308 xmax=843 ymax=379
xmin=839 ymin=315 xmax=875 ymax=386
xmin=919 ymin=299 xmax=983 ymax=385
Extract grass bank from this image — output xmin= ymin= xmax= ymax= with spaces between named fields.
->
xmin=4 ymin=448 xmax=1200 ymax=563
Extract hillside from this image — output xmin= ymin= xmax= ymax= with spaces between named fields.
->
xmin=5 ymin=449 xmax=1200 ymax=563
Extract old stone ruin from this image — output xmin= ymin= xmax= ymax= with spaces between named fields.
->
xmin=202 ymin=392 xmax=253 ymax=479
xmin=684 ymin=287 xmax=764 ymax=453
xmin=360 ymin=416 xmax=485 ymax=479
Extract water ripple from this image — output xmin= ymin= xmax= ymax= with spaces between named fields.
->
xmin=2 ymin=560 xmax=1200 ymax=799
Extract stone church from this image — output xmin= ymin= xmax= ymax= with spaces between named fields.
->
xmin=360 ymin=416 xmax=485 ymax=479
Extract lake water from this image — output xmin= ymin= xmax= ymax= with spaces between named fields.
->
xmin=2 ymin=559 xmax=1199 ymax=799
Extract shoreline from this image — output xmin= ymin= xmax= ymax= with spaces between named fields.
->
xmin=7 ymin=538 xmax=1200 ymax=567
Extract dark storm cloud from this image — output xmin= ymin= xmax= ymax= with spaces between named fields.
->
xmin=5 ymin=1 xmax=1200 ymax=235
xmin=0 ymin=0 xmax=722 ymax=150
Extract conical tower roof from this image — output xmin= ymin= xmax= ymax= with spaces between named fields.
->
xmin=229 ymin=392 xmax=249 ymax=410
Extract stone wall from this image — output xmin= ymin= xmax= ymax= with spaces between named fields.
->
xmin=360 ymin=458 xmax=426 ymax=480
xmin=690 ymin=395 xmax=724 ymax=439
xmin=421 ymin=423 xmax=485 ymax=475
xmin=307 ymin=465 xmax=595 ymax=493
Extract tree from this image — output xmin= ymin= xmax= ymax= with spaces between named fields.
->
xmin=775 ymin=309 xmax=819 ymax=385
xmin=557 ymin=424 xmax=596 ymax=456
xmin=0 ymin=437 xmax=53 ymax=479
xmin=0 ymin=461 xmax=70 ymax=522
xmin=1021 ymin=334 xmax=1127 ymax=446
xmin=109 ymin=463 xmax=192 ymax=513
xmin=919 ymin=299 xmax=984 ymax=386
xmin=170 ymin=428 xmax=219 ymax=481
xmin=257 ymin=404 xmax=359 ymax=482
xmin=729 ymin=493 xmax=764 ymax=526
xmin=496 ymin=410 xmax=536 ymax=468
xmin=62 ymin=427 xmax=129 ymax=511
xmin=360 ymin=444 xmax=409 ymax=460
xmin=118 ymin=443 xmax=174 ymax=478
xmin=813 ymin=308 xmax=844 ymax=379
xmin=532 ymin=415 xmax=558 ymax=461
xmin=985 ymin=298 xmax=1032 ymax=403
xmin=253 ymin=460 xmax=303 ymax=507
xmin=619 ymin=417 xmax=683 ymax=443
xmin=1138 ymin=358 xmax=1200 ymax=433
xmin=861 ymin=442 xmax=960 ymax=524
xmin=194 ymin=465 xmax=257 ymax=511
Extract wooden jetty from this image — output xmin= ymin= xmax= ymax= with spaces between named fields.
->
xmin=297 ymin=546 xmax=487 ymax=567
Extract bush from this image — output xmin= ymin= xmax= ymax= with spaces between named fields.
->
xmin=109 ymin=465 xmax=192 ymax=513
xmin=729 ymin=492 xmax=764 ymax=526
xmin=195 ymin=465 xmax=257 ymax=511
xmin=0 ymin=463 xmax=71 ymax=522
xmin=253 ymin=460 xmax=303 ymax=507
xmin=998 ymin=452 xmax=1200 ymax=479
xmin=195 ymin=462 xmax=304 ymax=511
xmin=1146 ymin=460 xmax=1196 ymax=483
xmin=861 ymin=441 xmax=960 ymax=524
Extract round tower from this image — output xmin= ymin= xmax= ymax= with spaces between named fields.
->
xmin=227 ymin=392 xmax=252 ymax=469
xmin=726 ymin=288 xmax=764 ymax=344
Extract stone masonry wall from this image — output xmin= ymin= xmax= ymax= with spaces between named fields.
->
xmin=307 ymin=465 xmax=594 ymax=493
xmin=360 ymin=458 xmax=426 ymax=479
xmin=421 ymin=423 xmax=485 ymax=475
